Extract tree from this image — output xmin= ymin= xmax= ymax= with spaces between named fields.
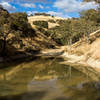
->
xmin=77 ymin=18 xmax=97 ymax=44
xmin=83 ymin=0 xmax=100 ymax=10
xmin=0 ymin=24 xmax=13 ymax=56
xmin=11 ymin=12 xmax=35 ymax=38
xmin=0 ymin=6 xmax=11 ymax=56
xmin=80 ymin=9 xmax=100 ymax=25
xmin=0 ymin=6 xmax=35 ymax=56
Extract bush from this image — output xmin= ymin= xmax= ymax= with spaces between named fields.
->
xmin=48 ymin=20 xmax=56 ymax=23
xmin=11 ymin=12 xmax=36 ymax=38
xmin=33 ymin=21 xmax=48 ymax=29
xmin=37 ymin=27 xmax=50 ymax=36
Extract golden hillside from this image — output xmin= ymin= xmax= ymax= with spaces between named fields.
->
xmin=28 ymin=15 xmax=67 ymax=29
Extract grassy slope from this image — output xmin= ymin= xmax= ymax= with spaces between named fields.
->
xmin=28 ymin=15 xmax=66 ymax=29
xmin=0 ymin=16 xmax=60 ymax=58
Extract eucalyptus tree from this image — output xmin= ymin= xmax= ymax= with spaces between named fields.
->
xmin=0 ymin=5 xmax=11 ymax=56
xmin=0 ymin=5 xmax=35 ymax=56
xmin=0 ymin=24 xmax=13 ymax=56
xmin=83 ymin=0 xmax=100 ymax=10
xmin=78 ymin=18 xmax=97 ymax=44
xmin=80 ymin=9 xmax=100 ymax=25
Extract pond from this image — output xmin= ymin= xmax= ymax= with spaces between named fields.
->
xmin=0 ymin=58 xmax=100 ymax=100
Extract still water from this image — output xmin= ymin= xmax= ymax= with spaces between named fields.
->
xmin=0 ymin=58 xmax=100 ymax=100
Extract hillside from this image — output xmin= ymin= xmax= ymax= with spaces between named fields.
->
xmin=28 ymin=15 xmax=66 ymax=21
xmin=0 ymin=6 xmax=100 ymax=65
xmin=0 ymin=7 xmax=59 ymax=60
xmin=61 ymin=29 xmax=100 ymax=71
xmin=5 ymin=24 xmax=58 ymax=58
xmin=72 ymin=29 xmax=100 ymax=59
xmin=28 ymin=15 xmax=66 ymax=28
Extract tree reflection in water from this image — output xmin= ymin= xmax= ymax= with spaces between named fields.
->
xmin=0 ymin=58 xmax=100 ymax=100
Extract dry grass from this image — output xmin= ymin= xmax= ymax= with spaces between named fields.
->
xmin=28 ymin=15 xmax=67 ymax=29
xmin=72 ymin=29 xmax=100 ymax=60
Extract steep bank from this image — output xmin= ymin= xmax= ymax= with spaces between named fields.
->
xmin=0 ymin=7 xmax=60 ymax=61
xmin=60 ymin=29 xmax=100 ymax=72
xmin=0 ymin=20 xmax=60 ymax=63
xmin=39 ymin=29 xmax=100 ymax=73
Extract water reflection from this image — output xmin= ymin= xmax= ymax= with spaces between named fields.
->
xmin=0 ymin=58 xmax=100 ymax=100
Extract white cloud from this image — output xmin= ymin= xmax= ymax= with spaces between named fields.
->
xmin=47 ymin=11 xmax=63 ymax=16
xmin=27 ymin=10 xmax=71 ymax=18
xmin=27 ymin=11 xmax=38 ymax=16
xmin=54 ymin=0 xmax=99 ymax=13
xmin=16 ymin=0 xmax=49 ymax=3
xmin=27 ymin=11 xmax=33 ymax=16
xmin=0 ymin=0 xmax=49 ymax=3
xmin=38 ymin=4 xmax=44 ymax=9
xmin=0 ymin=1 xmax=16 ymax=11
xmin=47 ymin=11 xmax=71 ymax=18
xmin=20 ymin=3 xmax=36 ymax=8
xmin=0 ymin=0 xmax=13 ymax=3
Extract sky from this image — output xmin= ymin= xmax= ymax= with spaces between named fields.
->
xmin=0 ymin=0 xmax=99 ymax=18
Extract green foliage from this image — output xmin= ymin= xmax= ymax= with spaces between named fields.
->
xmin=33 ymin=21 xmax=48 ymax=29
xmin=0 ymin=4 xmax=100 ymax=56
xmin=80 ymin=9 xmax=100 ymax=25
xmin=37 ymin=27 xmax=50 ymax=36
xmin=83 ymin=0 xmax=100 ymax=10
xmin=11 ymin=12 xmax=36 ymax=38
xmin=83 ymin=0 xmax=100 ymax=3
xmin=48 ymin=20 xmax=56 ymax=23
xmin=0 ymin=7 xmax=9 ymax=25
xmin=47 ymin=19 xmax=72 ymax=45
xmin=47 ymin=14 xmax=99 ymax=45
xmin=0 ymin=6 xmax=36 ymax=56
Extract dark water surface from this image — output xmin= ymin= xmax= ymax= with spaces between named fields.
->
xmin=0 ymin=58 xmax=100 ymax=100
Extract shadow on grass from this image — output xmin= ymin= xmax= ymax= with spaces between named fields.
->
xmin=0 ymin=91 xmax=47 ymax=100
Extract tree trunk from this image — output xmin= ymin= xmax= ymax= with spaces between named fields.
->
xmin=86 ymin=32 xmax=89 ymax=44
xmin=1 ymin=37 xmax=7 ymax=56
xmin=69 ymin=38 xmax=72 ymax=54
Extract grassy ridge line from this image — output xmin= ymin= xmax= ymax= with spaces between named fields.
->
xmin=72 ymin=29 xmax=100 ymax=48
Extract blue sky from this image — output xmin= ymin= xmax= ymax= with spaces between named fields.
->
xmin=0 ymin=0 xmax=98 ymax=18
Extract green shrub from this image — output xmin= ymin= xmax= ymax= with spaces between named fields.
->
xmin=48 ymin=20 xmax=56 ymax=23
xmin=37 ymin=27 xmax=51 ymax=37
xmin=33 ymin=21 xmax=48 ymax=29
